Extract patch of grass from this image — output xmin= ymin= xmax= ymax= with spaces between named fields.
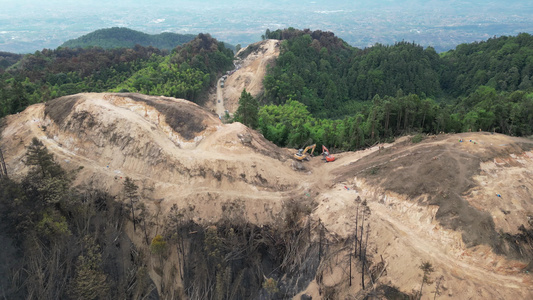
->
xmin=237 ymin=43 xmax=260 ymax=58
xmin=369 ymin=167 xmax=379 ymax=175
xmin=411 ymin=133 xmax=424 ymax=143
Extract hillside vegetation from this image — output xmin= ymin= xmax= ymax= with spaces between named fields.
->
xmin=60 ymin=27 xmax=197 ymax=51
xmin=255 ymin=29 xmax=533 ymax=150
xmin=1 ymin=28 xmax=533 ymax=153
xmin=0 ymin=33 xmax=234 ymax=117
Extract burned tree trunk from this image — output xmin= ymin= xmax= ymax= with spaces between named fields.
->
xmin=0 ymin=146 xmax=7 ymax=178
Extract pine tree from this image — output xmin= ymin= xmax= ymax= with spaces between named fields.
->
xmin=123 ymin=177 xmax=139 ymax=232
xmin=234 ymin=89 xmax=259 ymax=129
xmin=25 ymin=138 xmax=69 ymax=206
xmin=419 ymin=261 xmax=434 ymax=300
xmin=26 ymin=137 xmax=64 ymax=179
xmin=72 ymin=237 xmax=109 ymax=300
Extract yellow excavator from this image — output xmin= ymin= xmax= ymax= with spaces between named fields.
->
xmin=294 ymin=144 xmax=316 ymax=161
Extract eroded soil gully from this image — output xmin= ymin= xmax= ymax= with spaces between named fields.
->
xmin=351 ymin=178 xmax=528 ymax=289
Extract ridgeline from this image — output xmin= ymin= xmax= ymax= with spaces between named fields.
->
xmin=60 ymin=27 xmax=197 ymax=51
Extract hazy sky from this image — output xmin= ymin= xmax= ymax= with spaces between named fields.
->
xmin=1 ymin=0 xmax=532 ymax=53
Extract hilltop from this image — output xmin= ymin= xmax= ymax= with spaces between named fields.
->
xmin=60 ymin=27 xmax=197 ymax=51
xmin=1 ymin=93 xmax=533 ymax=299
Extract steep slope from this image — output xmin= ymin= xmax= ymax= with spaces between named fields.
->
xmin=1 ymin=94 xmax=533 ymax=299
xmin=303 ymin=134 xmax=533 ymax=299
xmin=1 ymin=93 xmax=299 ymax=224
xmin=218 ymin=39 xmax=280 ymax=113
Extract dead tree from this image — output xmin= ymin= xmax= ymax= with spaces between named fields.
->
xmin=123 ymin=177 xmax=139 ymax=232
xmin=349 ymin=243 xmax=352 ymax=287
xmin=433 ymin=275 xmax=444 ymax=300
xmin=359 ymin=208 xmax=365 ymax=261
xmin=362 ymin=224 xmax=370 ymax=290
xmin=319 ymin=218 xmax=323 ymax=262
xmin=0 ymin=146 xmax=7 ymax=178
xmin=418 ymin=261 xmax=434 ymax=300
xmin=351 ymin=198 xmax=361 ymax=287
xmin=354 ymin=201 xmax=360 ymax=258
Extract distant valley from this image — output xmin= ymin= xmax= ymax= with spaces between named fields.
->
xmin=1 ymin=0 xmax=533 ymax=53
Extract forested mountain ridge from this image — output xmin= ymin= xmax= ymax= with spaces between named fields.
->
xmin=60 ymin=27 xmax=197 ymax=51
xmin=0 ymin=33 xmax=234 ymax=117
xmin=440 ymin=33 xmax=533 ymax=96
xmin=263 ymin=28 xmax=532 ymax=110
xmin=254 ymin=29 xmax=533 ymax=151
xmin=0 ymin=52 xmax=23 ymax=69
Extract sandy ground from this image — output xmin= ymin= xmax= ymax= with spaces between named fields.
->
xmin=2 ymin=94 xmax=533 ymax=298
xmin=205 ymin=40 xmax=279 ymax=116
xmin=303 ymin=134 xmax=533 ymax=299
xmin=1 ymin=93 xmax=301 ymax=224
xmin=219 ymin=39 xmax=280 ymax=113
xmin=215 ymin=77 xmax=225 ymax=117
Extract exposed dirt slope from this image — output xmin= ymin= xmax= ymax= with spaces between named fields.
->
xmin=220 ymin=39 xmax=280 ymax=113
xmin=307 ymin=133 xmax=533 ymax=299
xmin=2 ymin=95 xmax=533 ymax=299
xmin=1 ymin=93 xmax=298 ymax=225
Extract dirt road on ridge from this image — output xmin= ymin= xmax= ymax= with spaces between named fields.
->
xmin=216 ymin=77 xmax=225 ymax=117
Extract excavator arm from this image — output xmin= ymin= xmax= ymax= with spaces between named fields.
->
xmin=294 ymin=144 xmax=316 ymax=161
xmin=321 ymin=145 xmax=335 ymax=162
xmin=305 ymin=144 xmax=316 ymax=155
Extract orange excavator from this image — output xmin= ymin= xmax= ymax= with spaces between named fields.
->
xmin=294 ymin=144 xmax=316 ymax=161
xmin=321 ymin=145 xmax=335 ymax=162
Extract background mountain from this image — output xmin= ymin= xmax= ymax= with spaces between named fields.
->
xmin=60 ymin=27 xmax=197 ymax=51
xmin=0 ymin=52 xmax=23 ymax=69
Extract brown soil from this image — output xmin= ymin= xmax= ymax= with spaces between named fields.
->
xmin=118 ymin=93 xmax=212 ymax=140
xmin=217 ymin=39 xmax=280 ymax=113
xmin=44 ymin=94 xmax=82 ymax=125
xmin=2 ymin=96 xmax=533 ymax=299
xmin=335 ymin=133 xmax=533 ymax=255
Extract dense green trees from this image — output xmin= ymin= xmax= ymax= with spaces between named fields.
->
xmin=441 ymin=33 xmax=533 ymax=96
xmin=60 ymin=27 xmax=197 ymax=51
xmin=263 ymin=29 xmax=442 ymax=118
xmin=253 ymin=85 xmax=533 ymax=152
xmin=263 ymin=30 xmax=533 ymax=117
xmin=256 ymin=29 xmax=533 ymax=152
xmin=0 ymin=33 xmax=234 ymax=118
xmin=114 ymin=34 xmax=234 ymax=103
xmin=234 ymin=89 xmax=259 ymax=128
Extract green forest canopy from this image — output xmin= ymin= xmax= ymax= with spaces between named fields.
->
xmin=0 ymin=33 xmax=234 ymax=117
xmin=1 ymin=28 xmax=533 ymax=152
xmin=60 ymin=27 xmax=197 ymax=51
xmin=256 ymin=29 xmax=533 ymax=150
